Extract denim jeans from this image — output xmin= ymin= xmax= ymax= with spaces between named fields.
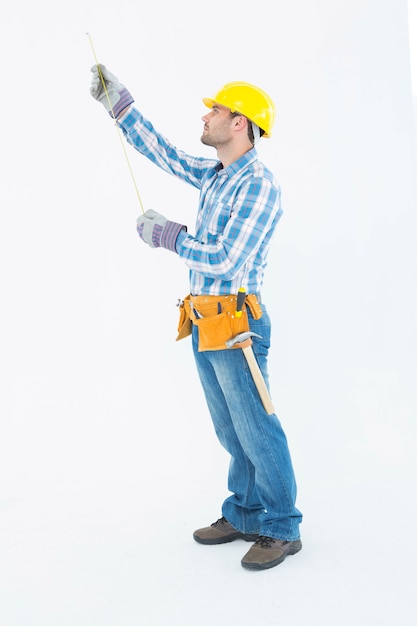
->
xmin=192 ymin=304 xmax=302 ymax=541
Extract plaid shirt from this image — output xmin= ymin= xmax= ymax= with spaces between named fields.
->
xmin=119 ymin=106 xmax=283 ymax=296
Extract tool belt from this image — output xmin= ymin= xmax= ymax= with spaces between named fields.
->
xmin=176 ymin=293 xmax=263 ymax=351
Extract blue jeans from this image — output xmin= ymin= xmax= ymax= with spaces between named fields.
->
xmin=192 ymin=304 xmax=302 ymax=541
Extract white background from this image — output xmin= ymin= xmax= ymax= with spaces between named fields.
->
xmin=1 ymin=1 xmax=416 ymax=624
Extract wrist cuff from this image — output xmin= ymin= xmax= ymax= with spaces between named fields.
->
xmin=160 ymin=221 xmax=187 ymax=253
xmin=109 ymin=87 xmax=135 ymax=119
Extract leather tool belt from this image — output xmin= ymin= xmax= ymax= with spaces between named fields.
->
xmin=176 ymin=293 xmax=263 ymax=351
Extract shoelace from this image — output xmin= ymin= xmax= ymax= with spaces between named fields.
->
xmin=212 ymin=516 xmax=228 ymax=528
xmin=254 ymin=536 xmax=277 ymax=549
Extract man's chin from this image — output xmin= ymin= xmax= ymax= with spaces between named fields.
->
xmin=200 ymin=134 xmax=213 ymax=147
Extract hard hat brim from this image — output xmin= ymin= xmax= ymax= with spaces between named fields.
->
xmin=202 ymin=97 xmax=216 ymax=109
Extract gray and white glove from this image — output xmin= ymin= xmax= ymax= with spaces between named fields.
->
xmin=136 ymin=210 xmax=187 ymax=252
xmin=90 ymin=64 xmax=134 ymax=119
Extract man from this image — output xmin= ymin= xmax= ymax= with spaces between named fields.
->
xmin=90 ymin=65 xmax=302 ymax=570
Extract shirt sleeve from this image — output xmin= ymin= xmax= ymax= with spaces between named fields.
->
xmin=176 ymin=176 xmax=282 ymax=281
xmin=118 ymin=106 xmax=217 ymax=190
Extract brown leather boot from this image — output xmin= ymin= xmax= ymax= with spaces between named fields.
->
xmin=241 ymin=536 xmax=302 ymax=570
xmin=193 ymin=517 xmax=259 ymax=545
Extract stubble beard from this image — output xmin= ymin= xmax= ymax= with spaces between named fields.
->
xmin=200 ymin=130 xmax=231 ymax=150
xmin=200 ymin=134 xmax=215 ymax=147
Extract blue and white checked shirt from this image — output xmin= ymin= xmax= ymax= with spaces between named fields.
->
xmin=119 ymin=106 xmax=283 ymax=296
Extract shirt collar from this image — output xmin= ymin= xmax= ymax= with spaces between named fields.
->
xmin=215 ymin=148 xmax=258 ymax=178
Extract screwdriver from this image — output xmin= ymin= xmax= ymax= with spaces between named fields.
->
xmin=235 ymin=287 xmax=246 ymax=318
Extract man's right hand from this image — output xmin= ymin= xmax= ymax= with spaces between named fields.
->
xmin=90 ymin=64 xmax=134 ymax=119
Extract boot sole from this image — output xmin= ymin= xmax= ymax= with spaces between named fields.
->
xmin=193 ymin=532 xmax=259 ymax=545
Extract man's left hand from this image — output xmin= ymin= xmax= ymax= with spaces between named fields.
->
xmin=136 ymin=209 xmax=186 ymax=252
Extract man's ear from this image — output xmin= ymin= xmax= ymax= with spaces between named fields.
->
xmin=232 ymin=114 xmax=249 ymax=132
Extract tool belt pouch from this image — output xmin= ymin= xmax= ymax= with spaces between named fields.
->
xmin=176 ymin=294 xmax=262 ymax=351
xmin=176 ymin=295 xmax=193 ymax=341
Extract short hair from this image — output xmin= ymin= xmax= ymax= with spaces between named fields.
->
xmin=230 ymin=111 xmax=264 ymax=145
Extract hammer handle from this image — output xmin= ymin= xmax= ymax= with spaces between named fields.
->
xmin=242 ymin=346 xmax=275 ymax=415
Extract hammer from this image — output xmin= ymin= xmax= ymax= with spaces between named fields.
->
xmin=226 ymin=331 xmax=275 ymax=415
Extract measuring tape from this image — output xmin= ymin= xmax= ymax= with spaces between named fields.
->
xmin=86 ymin=32 xmax=145 ymax=214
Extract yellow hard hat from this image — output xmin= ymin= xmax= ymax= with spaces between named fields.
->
xmin=202 ymin=81 xmax=276 ymax=138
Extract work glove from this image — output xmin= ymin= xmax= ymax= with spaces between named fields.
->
xmin=90 ymin=64 xmax=134 ymax=119
xmin=136 ymin=209 xmax=187 ymax=252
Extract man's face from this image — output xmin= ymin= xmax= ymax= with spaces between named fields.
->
xmin=200 ymin=104 xmax=234 ymax=148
